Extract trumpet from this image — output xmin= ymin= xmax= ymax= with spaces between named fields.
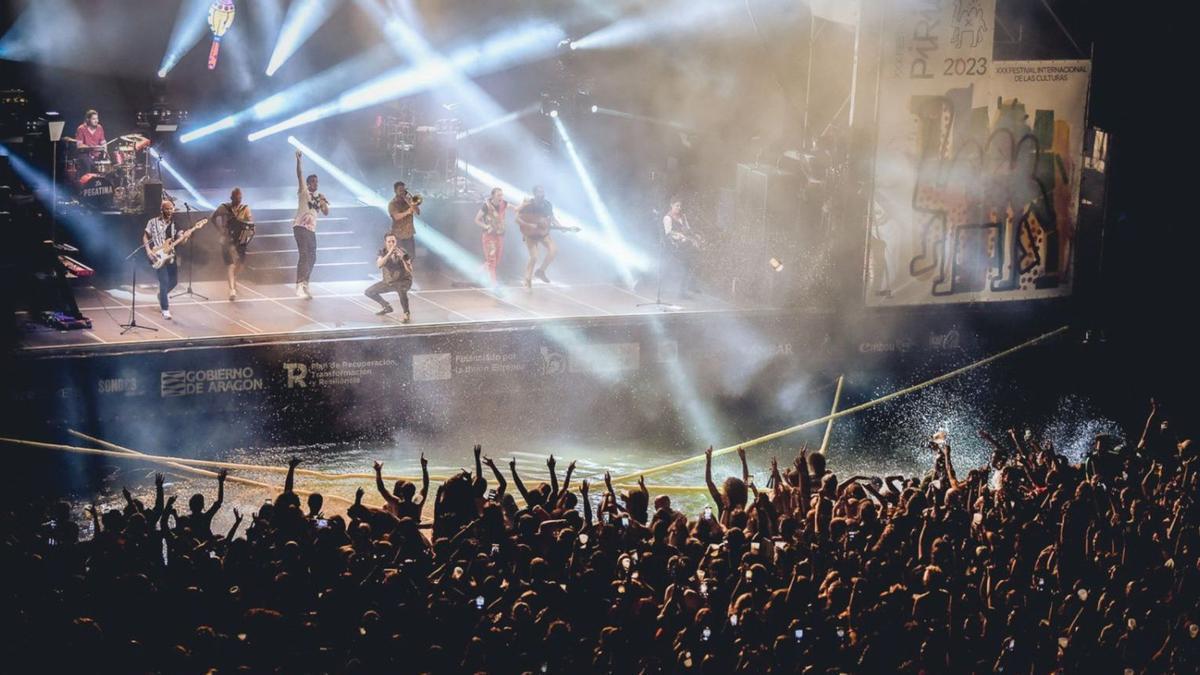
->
xmin=409 ymin=194 xmax=423 ymax=207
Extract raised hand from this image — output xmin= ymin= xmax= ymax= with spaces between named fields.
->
xmin=638 ymin=475 xmax=647 ymax=491
xmin=567 ymin=460 xmax=577 ymax=474
xmin=233 ymin=508 xmax=243 ymax=523
xmin=218 ymin=468 xmax=229 ymax=482
xmin=166 ymin=495 xmax=178 ymax=512
xmin=355 ymin=487 xmax=365 ymax=504
xmin=420 ymin=452 xmax=428 ymax=468
xmin=483 ymin=456 xmax=497 ymax=470
xmin=509 ymin=458 xmax=517 ymax=471
xmin=122 ymin=486 xmax=133 ymax=503
xmin=155 ymin=472 xmax=165 ymax=488
xmin=581 ymin=479 xmax=589 ymax=496
xmin=547 ymin=454 xmax=556 ymax=470
xmin=373 ymin=461 xmax=383 ymax=474
xmin=474 ymin=444 xmax=482 ymax=459
xmin=737 ymin=447 xmax=747 ymax=463
xmin=289 ymin=456 xmax=302 ymax=469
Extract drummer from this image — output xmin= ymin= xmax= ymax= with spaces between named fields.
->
xmin=74 ymin=109 xmax=107 ymax=175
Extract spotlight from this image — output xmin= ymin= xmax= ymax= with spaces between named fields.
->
xmin=541 ymin=95 xmax=561 ymax=118
xmin=157 ymin=69 xmax=168 ymax=79
xmin=591 ymin=104 xmax=598 ymax=113
xmin=769 ymin=257 xmax=784 ymax=272
xmin=569 ymin=41 xmax=578 ymax=51
xmin=549 ymin=109 xmax=559 ymax=118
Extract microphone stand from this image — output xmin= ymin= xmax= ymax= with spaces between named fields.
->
xmin=638 ymin=210 xmax=677 ymax=311
xmin=171 ymin=201 xmax=208 ymax=300
xmin=120 ymin=243 xmax=158 ymax=335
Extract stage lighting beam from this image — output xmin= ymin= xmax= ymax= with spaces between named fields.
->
xmin=149 ymin=148 xmax=214 ymax=209
xmin=458 ymin=161 xmax=652 ymax=273
xmin=158 ymin=0 xmax=213 ymax=78
xmin=246 ymin=23 xmax=565 ymax=141
xmin=265 ymin=0 xmax=339 ymax=76
xmin=553 ymin=116 xmax=636 ymax=286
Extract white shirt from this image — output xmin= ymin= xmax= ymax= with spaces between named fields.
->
xmin=293 ymin=185 xmax=324 ymax=232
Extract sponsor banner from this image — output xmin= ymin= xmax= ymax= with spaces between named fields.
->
xmin=282 ymin=359 xmax=400 ymax=389
xmin=160 ymin=366 xmax=264 ymax=397
xmin=867 ymin=0 xmax=1089 ymax=306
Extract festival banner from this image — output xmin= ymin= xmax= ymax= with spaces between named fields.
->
xmin=866 ymin=0 xmax=1090 ymax=305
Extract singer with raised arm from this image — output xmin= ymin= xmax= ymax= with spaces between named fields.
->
xmin=292 ymin=150 xmax=328 ymax=299
xmin=364 ymin=232 xmax=413 ymax=323
xmin=142 ymin=200 xmax=200 ymax=320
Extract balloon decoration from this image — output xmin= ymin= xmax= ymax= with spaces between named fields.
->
xmin=207 ymin=0 xmax=236 ymax=70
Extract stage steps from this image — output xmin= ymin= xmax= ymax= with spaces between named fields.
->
xmin=244 ymin=206 xmax=383 ymax=283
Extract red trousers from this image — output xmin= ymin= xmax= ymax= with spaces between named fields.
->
xmin=482 ymin=232 xmax=504 ymax=283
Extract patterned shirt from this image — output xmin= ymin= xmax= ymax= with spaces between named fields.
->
xmin=293 ymin=185 xmax=324 ymax=232
xmin=144 ymin=216 xmax=176 ymax=250
xmin=388 ymin=194 xmax=416 ymax=239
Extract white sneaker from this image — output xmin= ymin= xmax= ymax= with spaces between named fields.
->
xmin=301 ymin=282 xmax=313 ymax=299
xmin=295 ymin=283 xmax=309 ymax=299
xmin=161 ymin=309 xmax=172 ymax=320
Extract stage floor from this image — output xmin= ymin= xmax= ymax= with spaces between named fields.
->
xmin=17 ymin=274 xmax=745 ymax=352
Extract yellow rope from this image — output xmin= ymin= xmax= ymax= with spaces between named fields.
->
xmin=67 ymin=430 xmax=442 ymax=483
xmin=612 ymin=325 xmax=1069 ymax=482
xmin=819 ymin=375 xmax=845 ymax=455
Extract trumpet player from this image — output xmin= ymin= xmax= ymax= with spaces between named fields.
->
xmin=388 ymin=180 xmax=421 ymax=263
xmin=365 ymin=233 xmax=413 ymax=322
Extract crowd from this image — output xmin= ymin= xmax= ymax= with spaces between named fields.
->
xmin=1 ymin=400 xmax=1197 ymax=673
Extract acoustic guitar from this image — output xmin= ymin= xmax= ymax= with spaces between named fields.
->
xmin=516 ymin=212 xmax=581 ymax=238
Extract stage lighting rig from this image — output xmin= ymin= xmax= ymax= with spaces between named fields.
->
xmin=137 ymin=103 xmax=189 ymax=133
xmin=540 ymin=95 xmax=561 ymax=118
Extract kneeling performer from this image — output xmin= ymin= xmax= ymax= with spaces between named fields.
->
xmin=365 ymin=233 xmax=413 ymax=322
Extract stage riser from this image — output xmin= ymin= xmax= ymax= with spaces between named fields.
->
xmin=3 ymin=309 xmax=1070 ymax=446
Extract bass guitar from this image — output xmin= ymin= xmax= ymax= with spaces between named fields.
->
xmin=148 ymin=219 xmax=207 ymax=269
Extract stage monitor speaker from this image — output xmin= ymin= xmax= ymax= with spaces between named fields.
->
xmin=142 ymin=182 xmax=163 ymax=216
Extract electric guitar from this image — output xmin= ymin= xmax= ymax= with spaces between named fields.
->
xmin=148 ymin=219 xmax=207 ymax=269
xmin=516 ymin=212 xmax=581 ymax=238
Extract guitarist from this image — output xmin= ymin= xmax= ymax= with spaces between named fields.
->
xmin=211 ymin=187 xmax=254 ymax=302
xmin=474 ymin=187 xmax=507 ymax=286
xmin=515 ymin=185 xmax=569 ymax=288
xmin=142 ymin=200 xmax=198 ymax=320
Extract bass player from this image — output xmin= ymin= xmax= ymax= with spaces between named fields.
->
xmin=143 ymin=200 xmax=202 ymax=320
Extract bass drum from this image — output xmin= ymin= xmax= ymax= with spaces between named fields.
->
xmin=78 ymin=174 xmax=115 ymax=211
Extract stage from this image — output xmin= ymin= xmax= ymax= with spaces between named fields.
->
xmin=16 ymin=273 xmax=739 ymax=353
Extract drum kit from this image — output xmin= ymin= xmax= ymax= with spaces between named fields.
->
xmin=67 ymin=133 xmax=154 ymax=212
